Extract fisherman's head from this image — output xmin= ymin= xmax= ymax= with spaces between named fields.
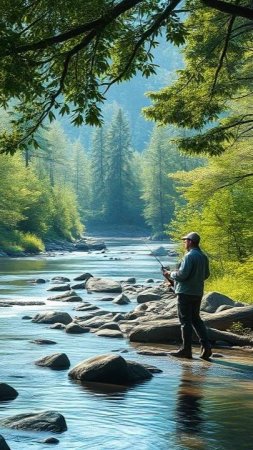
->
xmin=181 ymin=232 xmax=200 ymax=250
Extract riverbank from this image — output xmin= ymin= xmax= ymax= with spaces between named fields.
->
xmin=0 ymin=236 xmax=107 ymax=257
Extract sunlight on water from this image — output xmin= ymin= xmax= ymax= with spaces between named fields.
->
xmin=0 ymin=238 xmax=253 ymax=449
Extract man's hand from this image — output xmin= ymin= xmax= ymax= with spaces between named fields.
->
xmin=161 ymin=268 xmax=171 ymax=280
xmin=161 ymin=267 xmax=174 ymax=286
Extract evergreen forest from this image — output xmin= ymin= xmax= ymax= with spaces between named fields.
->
xmin=0 ymin=1 xmax=252 ymax=302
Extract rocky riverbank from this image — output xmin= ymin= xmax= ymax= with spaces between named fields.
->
xmin=0 ymin=236 xmax=106 ymax=257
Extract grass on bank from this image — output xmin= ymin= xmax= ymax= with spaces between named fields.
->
xmin=205 ymin=259 xmax=253 ymax=304
xmin=0 ymin=230 xmax=44 ymax=255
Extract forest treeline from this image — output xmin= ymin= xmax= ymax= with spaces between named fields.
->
xmin=0 ymin=107 xmax=202 ymax=252
xmin=1 ymin=105 xmax=252 ymax=302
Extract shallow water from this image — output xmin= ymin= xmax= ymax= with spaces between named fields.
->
xmin=0 ymin=238 xmax=253 ymax=450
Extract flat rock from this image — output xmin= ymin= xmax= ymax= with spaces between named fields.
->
xmin=85 ymin=277 xmax=122 ymax=293
xmin=95 ymin=329 xmax=124 ymax=338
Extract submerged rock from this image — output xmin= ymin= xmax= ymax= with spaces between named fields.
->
xmin=47 ymin=284 xmax=71 ymax=292
xmin=0 ymin=383 xmax=18 ymax=401
xmin=1 ymin=410 xmax=67 ymax=433
xmin=30 ymin=339 xmax=57 ymax=345
xmin=0 ymin=435 xmax=10 ymax=450
xmin=65 ymin=323 xmax=90 ymax=334
xmin=73 ymin=273 xmax=93 ymax=281
xmin=35 ymin=353 xmax=70 ymax=370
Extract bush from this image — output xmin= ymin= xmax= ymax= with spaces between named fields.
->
xmin=227 ymin=321 xmax=252 ymax=336
xmin=2 ymin=244 xmax=24 ymax=256
xmin=0 ymin=230 xmax=44 ymax=254
xmin=19 ymin=232 xmax=45 ymax=253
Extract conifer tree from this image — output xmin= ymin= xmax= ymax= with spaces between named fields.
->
xmin=141 ymin=126 xmax=202 ymax=237
xmin=90 ymin=127 xmax=107 ymax=221
xmin=104 ymin=109 xmax=135 ymax=224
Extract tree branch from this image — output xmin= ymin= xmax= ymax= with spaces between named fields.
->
xmin=210 ymin=15 xmax=235 ymax=96
xmin=5 ymin=0 xmax=143 ymax=56
xmin=201 ymin=0 xmax=253 ymax=21
xmin=102 ymin=0 xmax=182 ymax=92
xmin=214 ymin=173 xmax=253 ymax=190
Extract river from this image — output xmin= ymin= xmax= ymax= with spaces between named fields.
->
xmin=0 ymin=238 xmax=252 ymax=450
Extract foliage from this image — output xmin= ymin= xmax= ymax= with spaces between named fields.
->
xmin=18 ymin=232 xmax=45 ymax=253
xmin=0 ymin=112 xmax=84 ymax=250
xmin=0 ymin=1 xmax=252 ymax=153
xmin=227 ymin=321 xmax=253 ymax=335
xmin=141 ymin=125 xmax=203 ymax=234
xmin=168 ymin=136 xmax=253 ymax=302
xmin=144 ymin=1 xmax=253 ymax=155
xmin=51 ymin=186 xmax=84 ymax=240
xmin=0 ymin=229 xmax=44 ymax=254
xmin=205 ymin=259 xmax=253 ymax=304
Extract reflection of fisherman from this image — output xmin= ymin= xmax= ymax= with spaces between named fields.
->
xmin=175 ymin=366 xmax=206 ymax=436
xmin=162 ymin=232 xmax=212 ymax=360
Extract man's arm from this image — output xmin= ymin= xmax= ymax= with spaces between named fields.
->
xmin=170 ymin=254 xmax=193 ymax=281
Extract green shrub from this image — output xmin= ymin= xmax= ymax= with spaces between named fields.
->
xmin=206 ymin=259 xmax=253 ymax=304
xmin=227 ymin=321 xmax=252 ymax=336
xmin=2 ymin=244 xmax=24 ymax=256
xmin=0 ymin=230 xmax=44 ymax=254
xmin=19 ymin=232 xmax=45 ymax=253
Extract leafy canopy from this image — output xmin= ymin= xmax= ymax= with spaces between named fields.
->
xmin=144 ymin=0 xmax=253 ymax=155
xmin=0 ymin=0 xmax=253 ymax=153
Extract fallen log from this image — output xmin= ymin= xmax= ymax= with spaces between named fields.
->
xmin=207 ymin=328 xmax=253 ymax=347
xmin=129 ymin=305 xmax=253 ymax=343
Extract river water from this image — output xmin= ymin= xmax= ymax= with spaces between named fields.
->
xmin=0 ymin=238 xmax=252 ymax=450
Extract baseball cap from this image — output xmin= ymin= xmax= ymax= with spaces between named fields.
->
xmin=181 ymin=232 xmax=200 ymax=244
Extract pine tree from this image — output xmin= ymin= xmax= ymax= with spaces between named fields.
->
xmin=90 ymin=127 xmax=107 ymax=221
xmin=70 ymin=140 xmax=91 ymax=222
xmin=141 ymin=126 xmax=203 ymax=237
xmin=104 ymin=109 xmax=134 ymax=224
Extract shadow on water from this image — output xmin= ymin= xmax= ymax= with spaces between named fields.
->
xmin=211 ymin=357 xmax=253 ymax=375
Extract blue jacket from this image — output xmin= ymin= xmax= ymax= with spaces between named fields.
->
xmin=170 ymin=247 xmax=210 ymax=296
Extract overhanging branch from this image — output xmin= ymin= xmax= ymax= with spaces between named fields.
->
xmin=201 ymin=0 xmax=253 ymax=21
xmin=5 ymin=0 xmax=143 ymax=55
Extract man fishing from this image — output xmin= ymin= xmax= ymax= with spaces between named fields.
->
xmin=162 ymin=232 xmax=212 ymax=361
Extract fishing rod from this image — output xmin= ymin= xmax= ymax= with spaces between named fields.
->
xmin=143 ymin=240 xmax=174 ymax=287
xmin=143 ymin=240 xmax=169 ymax=271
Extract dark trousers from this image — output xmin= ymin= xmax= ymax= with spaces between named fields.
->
xmin=177 ymin=293 xmax=210 ymax=351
